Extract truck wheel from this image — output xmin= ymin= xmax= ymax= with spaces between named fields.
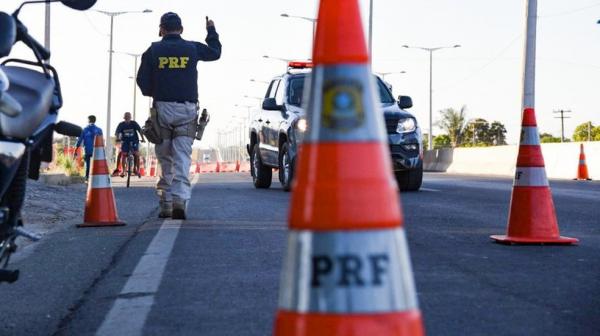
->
xmin=395 ymin=166 xmax=423 ymax=192
xmin=278 ymin=142 xmax=294 ymax=192
xmin=251 ymin=144 xmax=272 ymax=189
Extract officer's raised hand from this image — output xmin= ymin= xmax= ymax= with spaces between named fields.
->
xmin=206 ymin=16 xmax=214 ymax=29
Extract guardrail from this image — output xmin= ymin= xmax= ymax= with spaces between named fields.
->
xmin=424 ymin=142 xmax=599 ymax=180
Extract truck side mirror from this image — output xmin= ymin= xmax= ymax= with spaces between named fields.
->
xmin=398 ymin=96 xmax=413 ymax=109
xmin=262 ymin=98 xmax=283 ymax=111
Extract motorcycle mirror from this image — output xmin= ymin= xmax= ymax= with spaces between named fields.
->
xmin=60 ymin=0 xmax=97 ymax=10
xmin=0 ymin=12 xmax=16 ymax=58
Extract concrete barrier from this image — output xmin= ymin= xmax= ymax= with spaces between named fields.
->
xmin=424 ymin=142 xmax=600 ymax=180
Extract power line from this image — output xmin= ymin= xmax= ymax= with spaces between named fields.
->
xmin=553 ymin=109 xmax=572 ymax=142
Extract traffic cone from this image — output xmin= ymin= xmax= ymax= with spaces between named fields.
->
xmin=273 ymin=0 xmax=424 ymax=334
xmin=235 ymin=160 xmax=241 ymax=172
xmin=139 ymin=158 xmax=146 ymax=176
xmin=216 ymin=161 xmax=221 ymax=173
xmin=491 ymin=108 xmax=577 ymax=244
xmin=78 ymin=136 xmax=125 ymax=228
xmin=196 ymin=160 xmax=202 ymax=174
xmin=575 ymin=144 xmax=591 ymax=181
xmin=149 ymin=158 xmax=157 ymax=177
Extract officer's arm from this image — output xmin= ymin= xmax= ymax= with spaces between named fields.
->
xmin=196 ymin=26 xmax=221 ymax=61
xmin=137 ymin=47 xmax=154 ymax=96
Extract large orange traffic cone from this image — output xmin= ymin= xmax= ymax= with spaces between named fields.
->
xmin=273 ymin=0 xmax=424 ymax=334
xmin=575 ymin=143 xmax=591 ymax=181
xmin=78 ymin=136 xmax=125 ymax=228
xmin=491 ymin=108 xmax=577 ymax=244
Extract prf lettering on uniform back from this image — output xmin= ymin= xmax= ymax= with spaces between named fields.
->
xmin=158 ymin=57 xmax=190 ymax=69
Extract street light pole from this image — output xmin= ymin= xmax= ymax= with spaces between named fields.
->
xmin=523 ymin=0 xmax=537 ymax=110
xmin=96 ymin=9 xmax=152 ymax=166
xmin=280 ymin=14 xmax=317 ymax=48
xmin=44 ymin=3 xmax=50 ymax=50
xmin=369 ymin=0 xmax=373 ymax=63
xmin=402 ymin=44 xmax=461 ymax=150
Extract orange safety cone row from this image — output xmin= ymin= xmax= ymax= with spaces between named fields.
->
xmin=273 ymin=0 xmax=424 ymax=334
xmin=575 ymin=143 xmax=591 ymax=181
xmin=491 ymin=108 xmax=577 ymax=245
xmin=78 ymin=136 xmax=125 ymax=228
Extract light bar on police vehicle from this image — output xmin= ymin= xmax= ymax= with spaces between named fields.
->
xmin=288 ymin=61 xmax=313 ymax=69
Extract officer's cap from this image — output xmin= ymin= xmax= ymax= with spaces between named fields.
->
xmin=160 ymin=12 xmax=182 ymax=31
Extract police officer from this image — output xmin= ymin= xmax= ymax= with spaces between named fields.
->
xmin=137 ymin=12 xmax=221 ymax=219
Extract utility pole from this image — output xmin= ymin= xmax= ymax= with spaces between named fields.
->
xmin=553 ymin=109 xmax=571 ymax=143
xmin=522 ymin=0 xmax=537 ymax=110
xmin=44 ymin=3 xmax=50 ymax=49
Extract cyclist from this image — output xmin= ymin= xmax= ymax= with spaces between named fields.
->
xmin=115 ymin=112 xmax=146 ymax=177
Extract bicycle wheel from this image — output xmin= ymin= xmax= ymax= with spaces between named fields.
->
xmin=127 ymin=155 xmax=133 ymax=188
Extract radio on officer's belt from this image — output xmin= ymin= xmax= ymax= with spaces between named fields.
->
xmin=195 ymin=108 xmax=210 ymax=141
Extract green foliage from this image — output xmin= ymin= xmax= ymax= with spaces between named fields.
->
xmin=437 ymin=106 xmax=468 ymax=147
xmin=55 ymin=152 xmax=82 ymax=176
xmin=540 ymin=133 xmax=562 ymax=143
xmin=433 ymin=134 xmax=451 ymax=148
xmin=572 ymin=122 xmax=599 ymax=142
xmin=461 ymin=118 xmax=507 ymax=147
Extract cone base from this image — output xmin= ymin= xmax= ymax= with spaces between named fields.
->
xmin=77 ymin=221 xmax=126 ymax=228
xmin=574 ymin=178 xmax=592 ymax=181
xmin=490 ymin=234 xmax=578 ymax=245
xmin=274 ymin=310 xmax=424 ymax=336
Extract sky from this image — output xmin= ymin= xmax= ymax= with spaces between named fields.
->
xmin=3 ymin=0 xmax=600 ymax=146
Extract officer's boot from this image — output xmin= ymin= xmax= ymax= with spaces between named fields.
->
xmin=172 ymin=199 xmax=187 ymax=220
xmin=159 ymin=201 xmax=172 ymax=218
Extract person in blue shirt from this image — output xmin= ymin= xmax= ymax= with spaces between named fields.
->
xmin=115 ymin=112 xmax=145 ymax=178
xmin=75 ymin=115 xmax=103 ymax=181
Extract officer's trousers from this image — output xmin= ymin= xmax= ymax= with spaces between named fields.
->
xmin=154 ymin=101 xmax=197 ymax=203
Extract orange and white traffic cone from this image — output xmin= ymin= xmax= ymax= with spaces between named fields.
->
xmin=149 ymin=158 xmax=157 ymax=177
xmin=139 ymin=158 xmax=146 ymax=177
xmin=491 ymin=108 xmax=577 ymax=244
xmin=273 ymin=0 xmax=424 ymax=334
xmin=235 ymin=160 xmax=241 ymax=172
xmin=195 ymin=160 xmax=202 ymax=174
xmin=78 ymin=136 xmax=125 ymax=228
xmin=575 ymin=143 xmax=591 ymax=181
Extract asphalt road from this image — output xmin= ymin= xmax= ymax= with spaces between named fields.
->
xmin=0 ymin=173 xmax=598 ymax=336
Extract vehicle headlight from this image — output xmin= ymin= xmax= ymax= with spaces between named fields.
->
xmin=396 ymin=118 xmax=416 ymax=133
xmin=296 ymin=118 xmax=308 ymax=132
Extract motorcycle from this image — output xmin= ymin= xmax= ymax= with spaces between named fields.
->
xmin=0 ymin=0 xmax=97 ymax=283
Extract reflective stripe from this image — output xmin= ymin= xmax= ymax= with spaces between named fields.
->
xmin=579 ymin=160 xmax=586 ymax=165
xmin=91 ymin=174 xmax=112 ymax=189
xmin=519 ymin=127 xmax=540 ymax=146
xmin=304 ymin=65 xmax=387 ymax=143
xmin=94 ymin=147 xmax=106 ymax=161
xmin=278 ymin=229 xmax=418 ymax=313
xmin=514 ymin=167 xmax=549 ymax=187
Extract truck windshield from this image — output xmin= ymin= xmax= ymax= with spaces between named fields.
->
xmin=287 ymin=75 xmax=396 ymax=106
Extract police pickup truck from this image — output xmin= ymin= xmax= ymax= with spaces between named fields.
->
xmin=248 ymin=62 xmax=423 ymax=191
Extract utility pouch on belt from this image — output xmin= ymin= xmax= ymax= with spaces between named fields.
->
xmin=195 ymin=109 xmax=210 ymax=141
xmin=143 ymin=107 xmax=164 ymax=145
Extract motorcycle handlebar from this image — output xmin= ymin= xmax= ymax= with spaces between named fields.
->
xmin=15 ymin=18 xmax=50 ymax=61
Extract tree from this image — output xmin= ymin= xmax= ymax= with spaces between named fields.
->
xmin=572 ymin=122 xmax=599 ymax=142
xmin=489 ymin=121 xmax=507 ymax=145
xmin=540 ymin=132 xmax=561 ymax=143
xmin=433 ymin=134 xmax=451 ymax=148
xmin=437 ymin=106 xmax=467 ymax=147
xmin=463 ymin=118 xmax=490 ymax=146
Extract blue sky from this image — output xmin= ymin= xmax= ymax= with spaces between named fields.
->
xmin=3 ymin=0 xmax=600 ymax=145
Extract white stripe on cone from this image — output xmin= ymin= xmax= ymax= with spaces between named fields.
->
xmin=520 ymin=126 xmax=540 ymax=146
xmin=91 ymin=174 xmax=112 ymax=189
xmin=514 ymin=167 xmax=549 ymax=187
xmin=94 ymin=148 xmax=106 ymax=161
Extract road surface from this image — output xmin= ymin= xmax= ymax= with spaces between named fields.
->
xmin=0 ymin=173 xmax=598 ymax=336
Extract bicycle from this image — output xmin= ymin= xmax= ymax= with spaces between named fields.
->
xmin=118 ymin=140 xmax=136 ymax=188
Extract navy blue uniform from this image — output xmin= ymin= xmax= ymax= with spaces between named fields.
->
xmin=136 ymin=26 xmax=221 ymax=102
xmin=115 ymin=121 xmax=142 ymax=153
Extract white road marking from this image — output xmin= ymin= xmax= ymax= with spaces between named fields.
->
xmin=96 ymin=174 xmax=200 ymax=336
xmin=419 ymin=187 xmax=441 ymax=192
xmin=95 ymin=219 xmax=182 ymax=336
